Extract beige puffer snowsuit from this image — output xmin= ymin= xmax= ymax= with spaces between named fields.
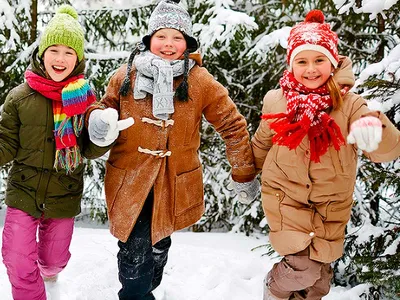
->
xmin=252 ymin=56 xmax=400 ymax=263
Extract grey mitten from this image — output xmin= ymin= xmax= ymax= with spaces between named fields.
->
xmin=229 ymin=177 xmax=260 ymax=204
xmin=88 ymin=108 xmax=134 ymax=147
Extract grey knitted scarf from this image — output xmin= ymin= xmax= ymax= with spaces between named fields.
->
xmin=134 ymin=51 xmax=195 ymax=120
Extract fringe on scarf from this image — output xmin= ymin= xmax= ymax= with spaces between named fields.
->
xmin=54 ymin=145 xmax=83 ymax=174
xmin=57 ymin=115 xmax=84 ymax=141
xmin=308 ymin=114 xmax=346 ymax=162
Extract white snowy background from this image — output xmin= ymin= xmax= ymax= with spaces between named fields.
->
xmin=0 ymin=0 xmax=399 ymax=299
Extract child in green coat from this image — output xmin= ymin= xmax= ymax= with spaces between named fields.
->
xmin=1 ymin=5 xmax=96 ymax=300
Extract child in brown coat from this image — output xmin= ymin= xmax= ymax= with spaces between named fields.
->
xmin=86 ymin=1 xmax=260 ymax=299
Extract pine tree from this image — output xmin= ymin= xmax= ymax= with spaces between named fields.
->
xmin=333 ymin=51 xmax=400 ymax=300
xmin=0 ymin=0 xmax=35 ymax=103
xmin=328 ymin=2 xmax=400 ymax=298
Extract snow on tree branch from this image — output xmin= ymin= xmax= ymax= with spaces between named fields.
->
xmin=247 ymin=27 xmax=291 ymax=64
xmin=192 ymin=0 xmax=258 ymax=52
xmin=334 ymin=0 xmax=400 ymax=20
xmin=0 ymin=0 xmax=31 ymax=51
xmin=357 ymin=44 xmax=400 ymax=85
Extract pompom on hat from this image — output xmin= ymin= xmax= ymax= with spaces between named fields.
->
xmin=142 ymin=0 xmax=198 ymax=52
xmin=38 ymin=5 xmax=85 ymax=61
xmin=287 ymin=10 xmax=339 ymax=71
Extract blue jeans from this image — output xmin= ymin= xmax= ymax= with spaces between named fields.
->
xmin=117 ymin=192 xmax=172 ymax=300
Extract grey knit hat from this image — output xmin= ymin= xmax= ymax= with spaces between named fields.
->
xmin=142 ymin=0 xmax=198 ymax=52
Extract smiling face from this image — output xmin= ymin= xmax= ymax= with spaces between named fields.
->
xmin=150 ymin=28 xmax=187 ymax=61
xmin=292 ymin=50 xmax=334 ymax=89
xmin=43 ymin=44 xmax=78 ymax=82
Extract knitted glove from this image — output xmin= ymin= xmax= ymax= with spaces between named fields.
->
xmin=228 ymin=177 xmax=260 ymax=205
xmin=347 ymin=116 xmax=382 ymax=152
xmin=88 ymin=108 xmax=134 ymax=147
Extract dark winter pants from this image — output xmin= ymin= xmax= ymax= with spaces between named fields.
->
xmin=266 ymin=248 xmax=333 ymax=300
xmin=117 ymin=193 xmax=172 ymax=300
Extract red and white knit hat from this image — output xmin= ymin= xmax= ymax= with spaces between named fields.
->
xmin=287 ymin=10 xmax=339 ymax=71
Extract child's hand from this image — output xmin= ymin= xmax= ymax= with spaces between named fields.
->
xmin=88 ymin=108 xmax=134 ymax=147
xmin=347 ymin=116 xmax=382 ymax=152
xmin=228 ymin=178 xmax=260 ymax=205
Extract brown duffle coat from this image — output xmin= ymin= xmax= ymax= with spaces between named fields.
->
xmin=87 ymin=55 xmax=255 ymax=244
xmin=252 ymin=56 xmax=400 ymax=263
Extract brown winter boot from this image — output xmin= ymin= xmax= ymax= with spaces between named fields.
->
xmin=264 ymin=286 xmax=289 ymax=300
xmin=43 ymin=274 xmax=58 ymax=282
xmin=263 ymin=275 xmax=289 ymax=300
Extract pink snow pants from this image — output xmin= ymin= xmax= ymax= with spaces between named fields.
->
xmin=1 ymin=207 xmax=74 ymax=300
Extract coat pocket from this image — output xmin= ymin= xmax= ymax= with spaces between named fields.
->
xmin=8 ymin=166 xmax=38 ymax=193
xmin=326 ymin=198 xmax=353 ymax=223
xmin=174 ymin=166 xmax=204 ymax=216
xmin=104 ymin=162 xmax=127 ymax=212
xmin=58 ymin=175 xmax=82 ymax=192
xmin=261 ymin=185 xmax=284 ymax=231
xmin=9 ymin=166 xmax=37 ymax=182
xmin=325 ymin=197 xmax=353 ymax=239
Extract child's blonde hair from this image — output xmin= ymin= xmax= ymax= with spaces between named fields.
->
xmin=327 ymin=76 xmax=343 ymax=110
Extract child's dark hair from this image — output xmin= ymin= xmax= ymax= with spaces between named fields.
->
xmin=174 ymin=49 xmax=190 ymax=102
xmin=119 ymin=44 xmax=142 ymax=97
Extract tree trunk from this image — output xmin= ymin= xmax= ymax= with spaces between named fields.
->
xmin=377 ymin=14 xmax=385 ymax=61
xmin=30 ymin=0 xmax=38 ymax=44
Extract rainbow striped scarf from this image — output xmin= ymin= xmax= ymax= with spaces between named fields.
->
xmin=25 ymin=70 xmax=96 ymax=173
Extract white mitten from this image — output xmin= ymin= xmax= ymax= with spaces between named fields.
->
xmin=347 ymin=116 xmax=382 ymax=152
xmin=88 ymin=108 xmax=134 ymax=147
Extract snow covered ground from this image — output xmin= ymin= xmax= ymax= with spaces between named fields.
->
xmin=0 ymin=209 xmax=370 ymax=300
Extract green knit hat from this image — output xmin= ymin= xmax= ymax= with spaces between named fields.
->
xmin=38 ymin=5 xmax=85 ymax=61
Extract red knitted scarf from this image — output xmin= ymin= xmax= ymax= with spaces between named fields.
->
xmin=262 ymin=70 xmax=348 ymax=162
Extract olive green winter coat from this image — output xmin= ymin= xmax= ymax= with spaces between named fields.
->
xmin=0 ymin=48 xmax=102 ymax=219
